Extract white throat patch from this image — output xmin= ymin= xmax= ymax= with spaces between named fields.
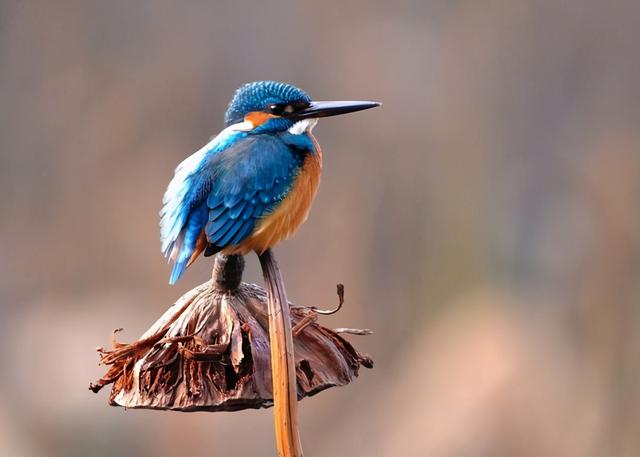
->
xmin=228 ymin=120 xmax=255 ymax=132
xmin=288 ymin=118 xmax=318 ymax=135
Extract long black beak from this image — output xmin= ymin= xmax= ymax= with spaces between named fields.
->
xmin=291 ymin=100 xmax=381 ymax=120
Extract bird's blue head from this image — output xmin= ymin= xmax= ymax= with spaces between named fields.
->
xmin=224 ymin=81 xmax=311 ymax=132
xmin=224 ymin=80 xmax=380 ymax=133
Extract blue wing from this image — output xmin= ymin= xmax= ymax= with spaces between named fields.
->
xmin=160 ymin=127 xmax=247 ymax=283
xmin=160 ymin=131 xmax=304 ymax=284
xmin=203 ymin=135 xmax=304 ymax=249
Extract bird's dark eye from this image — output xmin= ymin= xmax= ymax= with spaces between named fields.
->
xmin=267 ymin=104 xmax=288 ymax=115
xmin=267 ymin=101 xmax=309 ymax=116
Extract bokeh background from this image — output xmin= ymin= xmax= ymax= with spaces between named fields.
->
xmin=1 ymin=1 xmax=639 ymax=456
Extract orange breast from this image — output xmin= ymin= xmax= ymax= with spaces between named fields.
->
xmin=228 ymin=139 xmax=322 ymax=255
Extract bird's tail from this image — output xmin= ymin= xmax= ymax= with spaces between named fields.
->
xmin=169 ymin=258 xmax=188 ymax=285
xmin=168 ymin=205 xmax=207 ymax=284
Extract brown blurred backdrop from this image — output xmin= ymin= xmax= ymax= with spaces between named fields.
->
xmin=1 ymin=1 xmax=639 ymax=456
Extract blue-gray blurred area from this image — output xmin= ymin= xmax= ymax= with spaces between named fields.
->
xmin=1 ymin=1 xmax=639 ymax=456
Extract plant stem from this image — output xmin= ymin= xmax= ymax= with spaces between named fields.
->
xmin=258 ymin=249 xmax=303 ymax=457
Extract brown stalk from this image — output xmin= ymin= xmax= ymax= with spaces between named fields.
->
xmin=258 ymin=249 xmax=303 ymax=457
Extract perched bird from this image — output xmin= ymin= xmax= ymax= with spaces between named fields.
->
xmin=160 ymin=81 xmax=379 ymax=284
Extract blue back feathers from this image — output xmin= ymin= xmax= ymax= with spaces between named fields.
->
xmin=160 ymin=81 xmax=316 ymax=284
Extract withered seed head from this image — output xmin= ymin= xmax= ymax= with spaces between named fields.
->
xmin=90 ymin=254 xmax=372 ymax=412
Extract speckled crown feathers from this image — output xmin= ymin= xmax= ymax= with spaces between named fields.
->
xmin=224 ymin=81 xmax=311 ymax=126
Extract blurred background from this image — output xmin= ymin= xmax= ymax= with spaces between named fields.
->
xmin=1 ymin=1 xmax=639 ymax=456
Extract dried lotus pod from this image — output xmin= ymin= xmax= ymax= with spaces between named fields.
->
xmin=90 ymin=255 xmax=372 ymax=412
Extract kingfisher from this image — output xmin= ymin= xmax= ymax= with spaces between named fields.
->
xmin=160 ymin=81 xmax=380 ymax=284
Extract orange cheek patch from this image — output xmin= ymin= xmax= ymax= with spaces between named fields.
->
xmin=245 ymin=111 xmax=276 ymax=128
